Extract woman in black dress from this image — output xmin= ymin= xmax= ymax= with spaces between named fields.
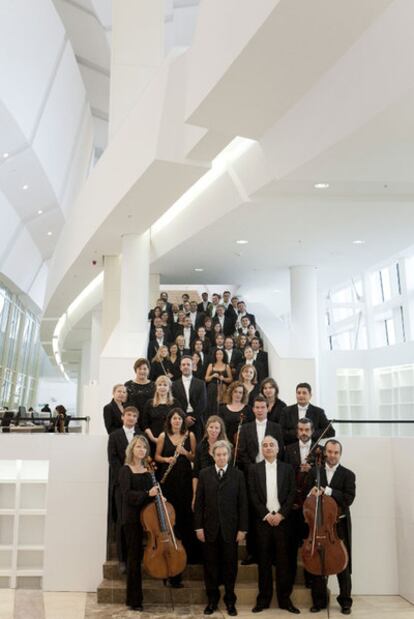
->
xmin=205 ymin=349 xmax=233 ymax=414
xmin=119 ymin=435 xmax=158 ymax=611
xmin=124 ymin=358 xmax=155 ymax=430
xmin=155 ymin=408 xmax=197 ymax=578
xmin=239 ymin=364 xmax=260 ymax=407
xmin=219 ymin=381 xmax=253 ymax=444
xmin=192 ymin=415 xmax=228 ymax=508
xmin=142 ymin=376 xmax=179 ymax=451
xmin=103 ymin=384 xmax=127 ymax=434
xmin=149 ymin=345 xmax=175 ymax=381
xmin=168 ymin=343 xmax=181 ymax=380
xmin=260 ymin=377 xmax=287 ymax=424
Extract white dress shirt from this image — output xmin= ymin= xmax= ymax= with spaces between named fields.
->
xmin=324 ymin=463 xmax=339 ymax=496
xmin=298 ymin=404 xmax=309 ymax=416
xmin=182 ymin=375 xmax=194 ymax=413
xmin=226 ymin=349 xmax=233 ymax=364
xmin=265 ymin=459 xmax=280 ymax=514
xmin=190 ymin=312 xmax=197 ymax=327
xmin=123 ymin=426 xmax=135 ymax=444
xmin=255 ymin=419 xmax=267 ymax=462
xmin=299 ymin=439 xmax=311 ymax=464
xmin=183 ymin=327 xmax=192 ymax=349
xmin=215 ymin=464 xmax=229 ymax=477
xmin=218 ymin=315 xmax=225 ymax=328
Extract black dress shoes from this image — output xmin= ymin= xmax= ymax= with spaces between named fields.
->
xmin=130 ymin=605 xmax=143 ymax=611
xmin=204 ymin=604 xmax=217 ymax=615
xmin=227 ymin=605 xmax=238 ymax=616
xmin=341 ymin=608 xmax=351 ymax=615
xmin=241 ymin=555 xmax=255 ymax=565
xmin=280 ymin=602 xmax=300 ymax=614
xmin=251 ymin=605 xmax=269 ymax=613
xmin=310 ymin=607 xmax=322 ymax=613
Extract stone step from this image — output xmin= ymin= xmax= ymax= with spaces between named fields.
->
xmin=103 ymin=560 xmax=305 ymax=584
xmin=108 ymin=542 xmax=248 ymax=561
xmin=97 ymin=578 xmax=312 ymax=606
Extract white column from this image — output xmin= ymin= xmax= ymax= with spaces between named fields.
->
xmin=149 ymin=273 xmax=161 ymax=308
xmin=109 ymin=0 xmax=164 ymax=139
xmin=89 ymin=309 xmax=102 ymax=383
xmin=290 ymin=265 xmax=318 ymax=359
xmin=120 ymin=232 xmax=150 ymax=333
xmin=102 ymin=255 xmax=121 ymax=347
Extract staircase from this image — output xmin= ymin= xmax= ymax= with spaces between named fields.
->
xmin=97 ymin=544 xmax=312 ymax=607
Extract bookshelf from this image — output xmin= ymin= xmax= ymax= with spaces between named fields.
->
xmin=336 ymin=369 xmax=365 ymax=435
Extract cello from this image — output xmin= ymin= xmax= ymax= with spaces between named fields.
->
xmin=140 ymin=462 xmax=187 ymax=579
xmin=301 ymin=446 xmax=348 ymax=576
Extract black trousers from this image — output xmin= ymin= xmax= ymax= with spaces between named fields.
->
xmin=114 ymin=486 xmax=127 ymax=563
xmin=203 ymin=529 xmax=238 ymax=606
xmin=255 ymin=518 xmax=293 ymax=608
xmin=311 ymin=567 xmax=352 ymax=609
xmin=289 ymin=507 xmax=312 ymax=585
xmin=124 ymin=523 xmax=144 ymax=607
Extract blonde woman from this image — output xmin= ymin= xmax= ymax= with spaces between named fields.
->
xmin=149 ymin=345 xmax=175 ymax=381
xmin=119 ymin=435 xmax=158 ymax=611
xmin=103 ymin=384 xmax=127 ymax=434
xmin=239 ymin=364 xmax=260 ymax=407
xmin=142 ymin=375 xmax=179 ymax=446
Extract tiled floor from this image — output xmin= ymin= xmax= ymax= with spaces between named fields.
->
xmin=0 ymin=591 xmax=413 ymax=619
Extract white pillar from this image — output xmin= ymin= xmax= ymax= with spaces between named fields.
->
xmin=89 ymin=309 xmax=102 ymax=383
xmin=149 ymin=273 xmax=161 ymax=308
xmin=120 ymin=232 xmax=150 ymax=333
xmin=290 ymin=266 xmax=318 ymax=359
xmin=109 ymin=0 xmax=164 ymax=139
xmin=102 ymin=255 xmax=121 ymax=347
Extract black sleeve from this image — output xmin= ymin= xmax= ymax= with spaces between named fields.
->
xmin=141 ymin=401 xmax=152 ymax=431
xmin=331 ymin=470 xmax=356 ymax=510
xmin=280 ymin=408 xmax=297 ymax=446
xmin=118 ymin=466 xmax=150 ymax=507
xmin=313 ymin=408 xmax=335 ymax=441
xmin=247 ymin=466 xmax=268 ymax=520
xmin=237 ymin=471 xmax=249 ymax=532
xmin=103 ymin=404 xmax=113 ymax=434
xmin=194 ymin=471 xmax=206 ymax=529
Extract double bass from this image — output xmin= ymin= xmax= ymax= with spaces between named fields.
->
xmin=140 ymin=463 xmax=187 ymax=579
xmin=301 ymin=446 xmax=348 ymax=576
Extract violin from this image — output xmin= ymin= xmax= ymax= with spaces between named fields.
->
xmin=301 ymin=446 xmax=348 ymax=576
xmin=140 ymin=462 xmax=187 ymax=579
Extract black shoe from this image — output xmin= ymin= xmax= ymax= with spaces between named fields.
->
xmin=280 ymin=603 xmax=300 ymax=614
xmin=130 ymin=605 xmax=143 ymax=611
xmin=341 ymin=609 xmax=351 ymax=615
xmin=227 ymin=605 xmax=237 ymax=616
xmin=310 ymin=607 xmax=321 ymax=613
xmin=204 ymin=604 xmax=218 ymax=615
xmin=252 ymin=605 xmax=269 ymax=613
xmin=241 ymin=555 xmax=255 ymax=565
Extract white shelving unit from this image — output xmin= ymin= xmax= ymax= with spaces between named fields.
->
xmin=336 ymin=369 xmax=365 ymax=435
xmin=0 ymin=460 xmax=48 ymax=589
xmin=374 ymin=364 xmax=414 ymax=436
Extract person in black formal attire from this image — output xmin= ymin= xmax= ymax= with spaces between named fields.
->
xmin=155 ymin=408 xmax=197 ymax=575
xmin=194 ymin=440 xmax=248 ymax=616
xmin=260 ymin=378 xmax=287 ymax=424
xmin=192 ymin=352 xmax=207 ymax=380
xmin=205 ymin=349 xmax=233 ymax=414
xmin=195 ymin=327 xmax=211 ymax=355
xmin=251 ymin=337 xmax=269 ymax=378
xmin=173 ymin=310 xmax=186 ymax=339
xmin=209 ymin=333 xmax=225 ymax=361
xmin=119 ymin=434 xmax=158 ymax=611
xmin=284 ymin=417 xmax=314 ymax=588
xmin=175 ymin=334 xmax=191 ymax=358
xmin=103 ymin=384 xmax=127 ymax=434
xmin=107 ymin=407 xmax=144 ymax=572
xmin=181 ymin=315 xmax=196 ymax=350
xmin=204 ymin=316 xmax=215 ymax=345
xmin=248 ymin=435 xmax=299 ymax=614
xmin=236 ymin=346 xmax=265 ymax=384
xmin=239 ymin=364 xmax=260 ymax=407
xmin=160 ymin=291 xmax=173 ymax=316
xmin=124 ymin=359 xmax=155 ymax=430
xmin=237 ymin=395 xmax=284 ymax=565
xmin=237 ymin=315 xmax=252 ymax=336
xmin=198 ymin=291 xmax=213 ymax=315
xmin=208 ymin=293 xmax=221 ymax=318
xmin=193 ymin=339 xmax=209 ymax=372
xmin=280 ymin=383 xmax=335 ymax=446
xmin=236 ymin=300 xmax=256 ymax=329
xmin=224 ymin=336 xmax=242 ymax=378
xmin=149 ymin=316 xmax=172 ymax=343
xmin=148 ymin=326 xmax=169 ymax=360
xmin=192 ymin=415 xmax=229 ymax=509
xmin=168 ymin=343 xmax=181 ymax=380
xmin=213 ymin=304 xmax=235 ymax=337
xmin=305 ymin=440 xmax=356 ymax=615
xmin=189 ymin=300 xmax=204 ymax=330
xmin=179 ymin=292 xmax=190 ymax=309
xmin=142 ymin=376 xmax=180 ymax=450
xmin=149 ymin=345 xmax=175 ymax=381
xmin=171 ymin=303 xmax=180 ymax=328
xmin=219 ymin=381 xmax=253 ymax=444
xmin=148 ymin=301 xmax=163 ymax=323
xmin=172 ymin=355 xmax=207 ymax=441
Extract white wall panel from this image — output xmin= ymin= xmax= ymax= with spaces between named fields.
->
xmin=0 ymin=0 xmax=65 ymax=140
xmin=1 ymin=228 xmax=43 ymax=295
xmin=0 ymin=191 xmax=20 ymax=252
xmin=28 ymin=262 xmax=49 ymax=311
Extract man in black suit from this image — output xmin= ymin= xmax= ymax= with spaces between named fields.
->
xmin=172 ymin=356 xmax=207 ymax=441
xmin=209 ymin=293 xmax=221 ymax=318
xmin=237 ymin=395 xmax=284 ymax=565
xmin=213 ymin=304 xmax=235 ymax=337
xmin=285 ymin=417 xmax=315 ymax=587
xmin=147 ymin=326 xmax=169 ymax=360
xmin=179 ymin=293 xmax=190 ymax=310
xmin=305 ymin=440 xmax=356 ymax=615
xmin=251 ymin=337 xmax=269 ymax=378
xmin=224 ymin=336 xmax=242 ymax=377
xmin=198 ymin=291 xmax=213 ymax=315
xmin=248 ymin=435 xmax=299 ymax=614
xmin=280 ymin=383 xmax=335 ymax=446
xmin=236 ymin=300 xmax=256 ymax=328
xmin=194 ymin=440 xmax=248 ymax=616
xmin=160 ymin=291 xmax=173 ymax=316
xmin=107 ymin=407 xmax=144 ymax=570
xmin=180 ymin=315 xmax=196 ymax=350
xmin=189 ymin=300 xmax=205 ymax=330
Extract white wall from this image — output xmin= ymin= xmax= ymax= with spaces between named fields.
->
xmin=36 ymin=377 xmax=78 ymax=413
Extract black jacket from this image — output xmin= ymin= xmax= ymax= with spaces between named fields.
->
xmin=238 ymin=420 xmax=284 ymax=471
xmin=172 ymin=376 xmax=207 ymax=440
xmin=248 ymin=459 xmax=296 ymax=520
xmin=107 ymin=427 xmax=144 ymax=489
xmin=194 ymin=465 xmax=248 ymax=543
xmin=103 ymin=400 xmax=123 ymax=434
xmin=280 ymin=403 xmax=335 ymax=446
xmin=213 ymin=315 xmax=235 ymax=337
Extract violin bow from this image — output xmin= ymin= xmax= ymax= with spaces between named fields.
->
xmin=233 ymin=412 xmax=245 ymax=466
xmin=306 ymin=420 xmax=334 ymax=460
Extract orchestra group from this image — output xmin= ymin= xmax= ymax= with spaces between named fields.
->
xmin=104 ymin=292 xmax=356 ymax=615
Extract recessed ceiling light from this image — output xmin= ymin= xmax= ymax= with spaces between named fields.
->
xmin=37 ymin=209 xmax=43 ymax=215
xmin=236 ymin=239 xmax=249 ymax=244
xmin=3 ymin=153 xmax=9 ymax=159
xmin=194 ymin=268 xmax=204 ymax=272
xmin=22 ymin=184 xmax=29 ymax=190
xmin=47 ymin=231 xmax=52 ymax=236
xmin=353 ymin=240 xmax=365 ymax=245
xmin=314 ymin=183 xmax=329 ymax=189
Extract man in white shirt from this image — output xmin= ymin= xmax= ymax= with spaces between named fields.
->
xmin=172 ymin=356 xmax=207 ymax=441
xmin=209 ymin=293 xmax=221 ymax=318
xmin=182 ymin=316 xmax=195 ymax=350
xmin=248 ymin=436 xmax=298 ymax=614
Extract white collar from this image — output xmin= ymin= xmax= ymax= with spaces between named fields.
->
xmin=265 ymin=459 xmax=277 ymax=467
xmin=325 ymin=463 xmax=339 ymax=473
xmin=255 ymin=419 xmax=267 ymax=426
xmin=299 ymin=440 xmax=311 ymax=449
xmin=182 ymin=375 xmax=192 ymax=382
xmin=215 ymin=464 xmax=228 ymax=474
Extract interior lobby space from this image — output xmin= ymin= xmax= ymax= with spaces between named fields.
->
xmin=1 ymin=1 xmax=414 ymax=618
